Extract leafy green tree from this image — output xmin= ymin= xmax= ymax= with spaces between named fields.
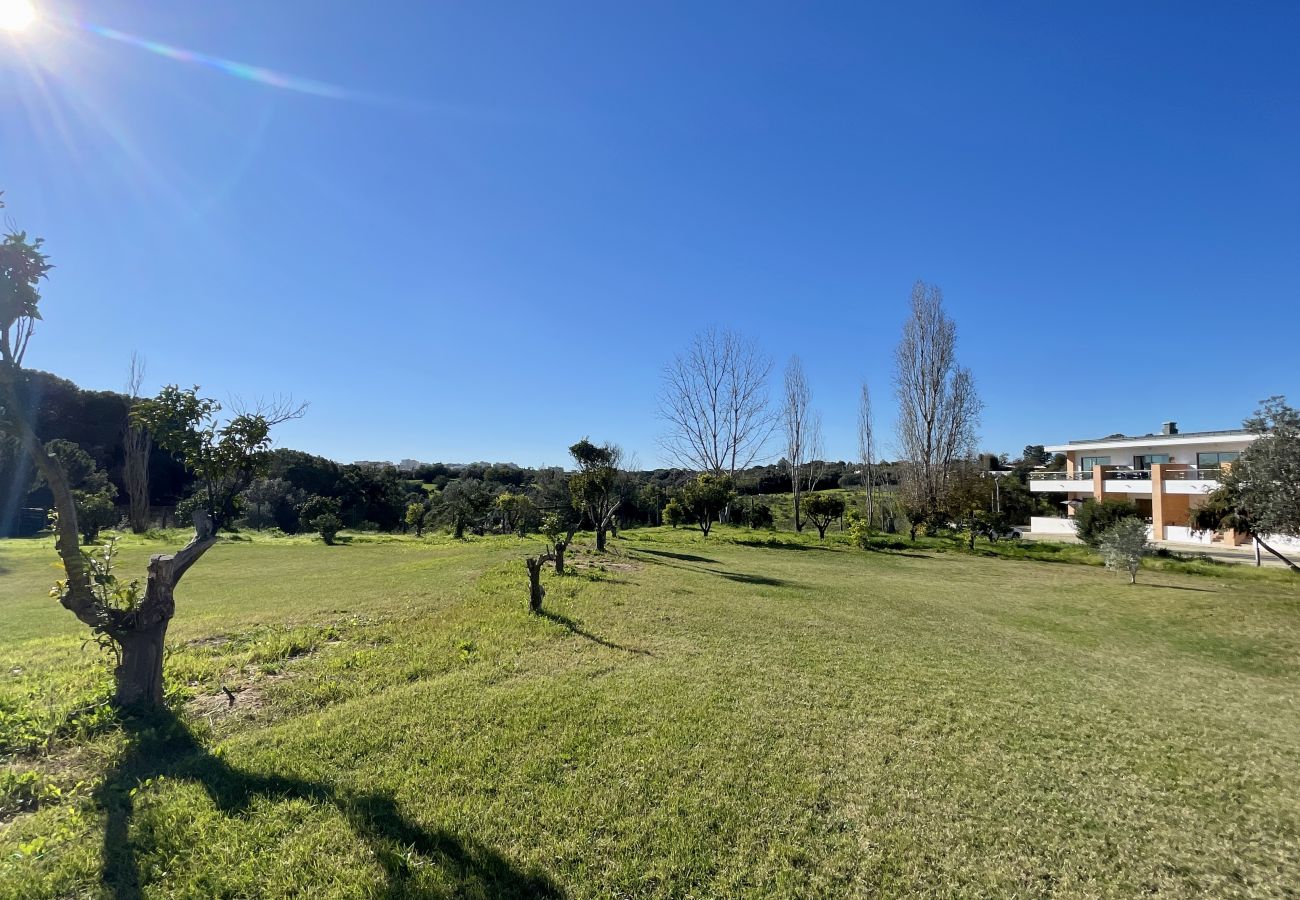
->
xmin=44 ymin=439 xmax=119 ymax=543
xmin=438 ymin=478 xmax=493 ymax=539
xmin=239 ymin=477 xmax=296 ymax=531
xmin=663 ymin=497 xmax=686 ymax=529
xmin=1073 ymin=498 xmax=1141 ymax=548
xmin=495 ymin=491 xmax=535 ymax=535
xmin=300 ymin=495 xmax=344 ymax=545
xmin=404 ymin=500 xmax=427 ymax=537
xmin=1099 ymin=518 xmax=1150 ymax=584
xmin=1190 ymin=396 xmax=1300 ymax=570
xmin=804 ymin=492 xmax=846 ymax=540
xmin=1021 ymin=444 xmax=1052 ymax=467
xmin=744 ymin=501 xmax=774 ymax=530
xmin=680 ymin=473 xmax=736 ymax=536
xmin=569 ymin=438 xmax=622 ymax=551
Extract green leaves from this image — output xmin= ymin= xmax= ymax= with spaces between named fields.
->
xmin=132 ymin=385 xmax=278 ymax=528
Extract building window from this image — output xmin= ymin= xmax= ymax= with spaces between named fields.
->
xmin=1196 ymin=451 xmax=1239 ymax=468
xmin=1079 ymin=456 xmax=1110 ymax=473
xmin=1134 ymin=454 xmax=1170 ymax=468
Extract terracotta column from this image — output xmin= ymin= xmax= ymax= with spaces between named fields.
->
xmin=1150 ymin=463 xmax=1165 ymax=541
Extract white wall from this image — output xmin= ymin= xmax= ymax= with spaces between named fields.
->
xmin=1031 ymin=517 xmax=1077 ymax=536
xmin=1031 ymin=517 xmax=1157 ymax=541
xmin=1163 ymin=526 xmax=1215 ymax=545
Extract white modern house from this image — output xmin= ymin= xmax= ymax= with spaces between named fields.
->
xmin=1027 ymin=421 xmax=1265 ymax=546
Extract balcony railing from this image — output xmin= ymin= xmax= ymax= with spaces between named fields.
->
xmin=1028 ymin=471 xmax=1091 ymax=481
xmin=1163 ymin=468 xmax=1222 ymax=481
xmin=1106 ymin=469 xmax=1151 ymax=481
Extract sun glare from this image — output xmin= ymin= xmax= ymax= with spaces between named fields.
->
xmin=0 ymin=0 xmax=36 ymax=32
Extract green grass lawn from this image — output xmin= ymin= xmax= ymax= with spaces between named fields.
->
xmin=2 ymin=526 xmax=1299 ymax=897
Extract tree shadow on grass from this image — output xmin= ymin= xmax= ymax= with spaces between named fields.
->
xmin=630 ymin=552 xmax=797 ymax=589
xmin=1139 ymin=582 xmax=1219 ymax=593
xmin=630 ymin=547 xmax=718 ymax=564
xmin=99 ymin=709 xmax=563 ymax=900
xmin=714 ymin=570 xmax=794 ymax=587
xmin=537 ymin=610 xmax=654 ymax=656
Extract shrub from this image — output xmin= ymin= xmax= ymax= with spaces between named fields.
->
xmin=313 ymin=513 xmax=343 ymax=546
xmin=1099 ymin=518 xmax=1150 ymax=584
xmin=1073 ymin=498 xmax=1141 ymax=547
xmin=663 ymin=498 xmax=686 ymax=529
xmin=745 ymin=502 xmax=774 ymax=530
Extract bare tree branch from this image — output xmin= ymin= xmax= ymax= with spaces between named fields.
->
xmin=657 ymin=327 xmax=775 ymax=476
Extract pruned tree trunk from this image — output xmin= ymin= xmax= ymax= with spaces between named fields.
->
xmin=595 ymin=526 xmax=607 ymax=552
xmin=526 ymin=554 xmax=553 ymax=612
xmin=114 ymin=625 xmax=167 ymax=707
xmin=113 ymin=523 xmax=216 ymax=706
xmin=553 ymin=543 xmax=566 ymax=575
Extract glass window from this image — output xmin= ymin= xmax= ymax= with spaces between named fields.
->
xmin=1197 ymin=451 xmax=1240 ymax=468
xmin=1134 ymin=454 xmax=1169 ymax=468
xmin=1079 ymin=456 xmax=1110 ymax=472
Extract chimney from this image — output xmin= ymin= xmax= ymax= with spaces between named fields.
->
xmin=1162 ymin=421 xmax=1178 ymax=436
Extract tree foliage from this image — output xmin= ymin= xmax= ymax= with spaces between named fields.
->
xmin=1099 ymin=518 xmax=1150 ymax=584
xmin=680 ymin=473 xmax=736 ymax=536
xmin=1073 ymin=498 xmax=1141 ymax=548
xmin=803 ymin=492 xmax=845 ymax=540
xmin=569 ymin=438 xmax=623 ymax=551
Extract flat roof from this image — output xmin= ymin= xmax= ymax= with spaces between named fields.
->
xmin=1044 ymin=428 xmax=1256 ymax=453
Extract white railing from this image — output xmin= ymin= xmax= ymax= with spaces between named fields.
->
xmin=1028 ymin=471 xmax=1091 ymax=481
xmin=1163 ymin=468 xmax=1221 ymax=481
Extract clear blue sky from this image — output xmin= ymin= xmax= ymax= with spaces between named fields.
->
xmin=3 ymin=1 xmax=1297 ymax=467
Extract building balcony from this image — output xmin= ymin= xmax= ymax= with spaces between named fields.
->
xmin=1028 ymin=468 xmax=1222 ymax=495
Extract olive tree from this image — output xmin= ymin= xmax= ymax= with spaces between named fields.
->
xmin=679 ymin=473 xmax=735 ymax=536
xmin=804 ymin=492 xmax=846 ymax=540
xmin=1099 ymin=518 xmax=1150 ymax=584
xmin=569 ymin=438 xmax=622 ymax=551
xmin=0 ymin=197 xmax=302 ymax=707
xmin=1190 ymin=396 xmax=1300 ymax=571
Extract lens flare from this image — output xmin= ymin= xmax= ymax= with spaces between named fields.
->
xmin=76 ymin=20 xmax=361 ymax=100
xmin=0 ymin=0 xmax=36 ymax=32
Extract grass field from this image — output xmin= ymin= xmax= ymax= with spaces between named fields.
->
xmin=2 ymin=526 xmax=1299 ymax=898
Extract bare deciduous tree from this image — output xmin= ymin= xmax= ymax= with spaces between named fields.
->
xmin=857 ymin=381 xmax=876 ymax=530
xmin=893 ymin=281 xmax=982 ymax=535
xmin=782 ymin=356 xmax=820 ymax=532
xmin=123 ymin=352 xmax=152 ymax=533
xmin=658 ymin=327 xmax=775 ymax=477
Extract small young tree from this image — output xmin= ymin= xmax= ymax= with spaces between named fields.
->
xmin=745 ymin=502 xmax=774 ymax=530
xmin=569 ymin=438 xmax=622 ymax=551
xmin=1099 ymin=518 xmax=1150 ymax=584
xmin=540 ymin=512 xmax=579 ymax=575
xmin=680 ymin=473 xmax=736 ymax=536
xmin=300 ymin=495 xmax=343 ymax=545
xmin=1073 ymin=498 xmax=1141 ymax=547
xmin=804 ymin=492 xmax=846 ymax=540
xmin=663 ymin=498 xmax=686 ymax=529
xmin=404 ymin=500 xmax=427 ymax=537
